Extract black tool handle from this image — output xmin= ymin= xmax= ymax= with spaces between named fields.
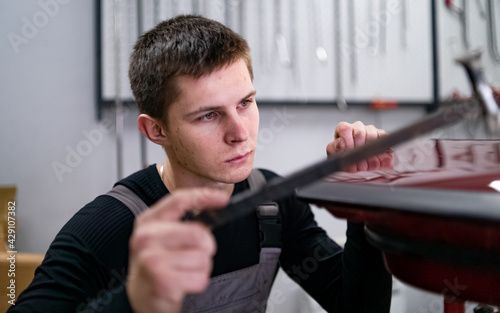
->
xmin=192 ymin=98 xmax=480 ymax=228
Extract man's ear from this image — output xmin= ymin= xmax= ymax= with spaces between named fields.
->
xmin=137 ymin=114 xmax=169 ymax=146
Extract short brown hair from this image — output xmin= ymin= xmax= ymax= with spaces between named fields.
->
xmin=129 ymin=15 xmax=253 ymax=124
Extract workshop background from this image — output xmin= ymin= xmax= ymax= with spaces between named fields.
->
xmin=1 ymin=0 xmax=500 ymax=312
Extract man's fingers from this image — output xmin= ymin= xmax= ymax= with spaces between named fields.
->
xmin=332 ymin=121 xmax=394 ymax=172
xmin=366 ymin=156 xmax=381 ymax=170
xmin=352 ymin=121 xmax=367 ymax=147
xmin=335 ymin=121 xmax=356 ymax=149
xmin=377 ymin=129 xmax=388 ymax=138
xmin=365 ymin=125 xmax=379 ymax=141
xmin=139 ymin=249 xmax=214 ymax=277
xmin=379 ymin=151 xmax=394 ymax=169
xmin=139 ymin=188 xmax=229 ymax=223
xmin=164 ymin=250 xmax=215 ymax=272
xmin=364 ymin=125 xmax=380 ymax=170
xmin=351 ymin=122 xmax=372 ymax=171
xmin=355 ymin=160 xmax=368 ymax=172
xmin=134 ymin=250 xmax=212 ymax=300
xmin=131 ymin=222 xmax=217 ymax=256
xmin=375 ymin=129 xmax=394 ymax=168
xmin=128 ymin=216 xmax=218 ymax=309
xmin=326 ymin=137 xmax=346 ymax=156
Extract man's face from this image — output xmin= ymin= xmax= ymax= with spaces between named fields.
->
xmin=164 ymin=58 xmax=259 ymax=185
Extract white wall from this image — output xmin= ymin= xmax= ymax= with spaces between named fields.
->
xmin=0 ymin=1 xmax=498 ymax=313
xmin=0 ymin=0 xmax=431 ymax=255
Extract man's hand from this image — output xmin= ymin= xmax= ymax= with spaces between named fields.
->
xmin=127 ymin=189 xmax=229 ymax=313
xmin=326 ymin=121 xmax=393 ymax=172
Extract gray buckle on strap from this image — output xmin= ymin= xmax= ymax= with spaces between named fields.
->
xmin=257 ymin=202 xmax=281 ymax=248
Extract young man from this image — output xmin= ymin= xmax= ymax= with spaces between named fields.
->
xmin=9 ymin=15 xmax=392 ymax=313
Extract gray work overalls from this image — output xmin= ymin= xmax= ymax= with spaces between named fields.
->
xmin=108 ymin=169 xmax=282 ymax=313
xmin=181 ymin=246 xmax=281 ymax=312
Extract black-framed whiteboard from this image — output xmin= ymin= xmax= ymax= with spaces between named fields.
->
xmin=95 ymin=0 xmax=439 ymax=120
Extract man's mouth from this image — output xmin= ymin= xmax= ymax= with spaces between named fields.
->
xmin=226 ymin=151 xmax=251 ymax=163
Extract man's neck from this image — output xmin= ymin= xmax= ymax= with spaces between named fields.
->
xmin=157 ymin=160 xmax=235 ymax=197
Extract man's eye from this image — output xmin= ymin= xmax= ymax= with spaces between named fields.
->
xmin=200 ymin=112 xmax=217 ymax=121
xmin=240 ymin=99 xmax=252 ymax=108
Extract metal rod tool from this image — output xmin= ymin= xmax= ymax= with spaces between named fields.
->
xmin=401 ymin=0 xmax=408 ymax=49
xmin=274 ymin=0 xmax=291 ymax=67
xmin=486 ymin=0 xmax=500 ymax=62
xmin=461 ymin=0 xmax=470 ymax=50
xmin=347 ymin=0 xmax=357 ymax=84
xmin=379 ymin=0 xmax=387 ymax=55
xmin=312 ymin=0 xmax=328 ymax=65
xmin=113 ymin=0 xmax=124 ymax=180
xmin=192 ymin=52 xmax=498 ymax=228
xmin=333 ymin=0 xmax=347 ymax=111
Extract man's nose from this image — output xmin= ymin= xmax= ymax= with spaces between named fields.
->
xmin=224 ymin=112 xmax=249 ymax=143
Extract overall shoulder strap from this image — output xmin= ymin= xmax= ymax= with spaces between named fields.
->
xmin=248 ymin=169 xmax=281 ymax=248
xmin=247 ymin=168 xmax=267 ymax=190
xmin=106 ymin=185 xmax=148 ymax=217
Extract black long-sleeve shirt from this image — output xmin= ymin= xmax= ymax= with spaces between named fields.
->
xmin=8 ymin=165 xmax=392 ymax=312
